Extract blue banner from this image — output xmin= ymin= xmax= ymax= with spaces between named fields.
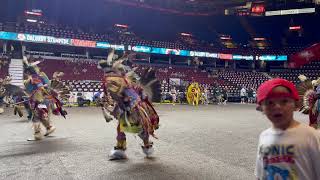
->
xmin=96 ymin=42 xmax=110 ymax=48
xmin=131 ymin=46 xmax=152 ymax=53
xmin=233 ymin=55 xmax=254 ymax=60
xmin=179 ymin=50 xmax=191 ymax=56
xmin=257 ymin=55 xmax=287 ymax=61
xmin=0 ymin=31 xmax=18 ymax=40
xmin=0 ymin=31 xmax=288 ymax=61
xmin=96 ymin=42 xmax=124 ymax=50
xmin=151 ymin=47 xmax=167 ymax=54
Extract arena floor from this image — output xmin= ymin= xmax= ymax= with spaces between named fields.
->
xmin=0 ymin=104 xmax=309 ymax=180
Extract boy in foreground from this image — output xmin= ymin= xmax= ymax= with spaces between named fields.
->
xmin=255 ymin=78 xmax=320 ymax=180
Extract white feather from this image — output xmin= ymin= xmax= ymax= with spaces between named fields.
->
xmin=298 ymin=74 xmax=307 ymax=82
xmin=106 ymin=49 xmax=115 ymax=65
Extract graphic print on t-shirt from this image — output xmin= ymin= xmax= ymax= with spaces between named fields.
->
xmin=259 ymin=144 xmax=298 ymax=180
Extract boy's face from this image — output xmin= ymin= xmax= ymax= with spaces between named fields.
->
xmin=261 ymin=86 xmax=297 ymax=129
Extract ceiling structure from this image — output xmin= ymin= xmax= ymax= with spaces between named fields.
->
xmin=104 ymin=0 xmax=249 ymax=16
xmin=104 ymin=0 xmax=318 ymax=16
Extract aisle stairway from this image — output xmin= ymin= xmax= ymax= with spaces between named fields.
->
xmin=9 ymin=59 xmax=24 ymax=87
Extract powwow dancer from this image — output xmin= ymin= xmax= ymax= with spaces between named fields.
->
xmin=187 ymin=82 xmax=201 ymax=106
xmin=0 ymin=75 xmax=32 ymax=119
xmin=98 ymin=49 xmax=160 ymax=160
xmin=23 ymin=58 xmax=68 ymax=140
xmin=297 ymin=75 xmax=320 ymax=129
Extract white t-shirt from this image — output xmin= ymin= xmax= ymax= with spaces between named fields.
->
xmin=171 ymin=89 xmax=176 ymax=95
xmin=240 ymin=88 xmax=246 ymax=97
xmin=255 ymin=123 xmax=320 ymax=180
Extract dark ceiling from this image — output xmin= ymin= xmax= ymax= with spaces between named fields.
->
xmin=104 ymin=0 xmax=249 ymax=15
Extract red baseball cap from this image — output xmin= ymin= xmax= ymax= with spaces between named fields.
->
xmin=257 ymin=78 xmax=300 ymax=104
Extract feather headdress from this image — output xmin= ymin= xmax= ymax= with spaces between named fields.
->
xmin=296 ymin=74 xmax=319 ymax=114
xmin=99 ymin=49 xmax=160 ymax=101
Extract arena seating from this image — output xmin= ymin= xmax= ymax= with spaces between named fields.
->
xmin=9 ymin=23 xmax=304 ymax=56
xmin=63 ymin=80 xmax=103 ymax=93
xmin=217 ymin=70 xmax=270 ymax=89
xmin=269 ymin=61 xmax=320 ymax=84
xmin=32 ymin=56 xmax=318 ymax=98
xmin=37 ymin=58 xmax=103 ymax=81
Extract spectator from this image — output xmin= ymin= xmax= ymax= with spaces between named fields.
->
xmin=255 ymin=78 xmax=320 ymax=180
xmin=247 ymin=87 xmax=255 ymax=104
xmin=170 ymin=87 xmax=177 ymax=106
xmin=222 ymin=87 xmax=228 ymax=105
xmin=240 ymin=87 xmax=247 ymax=104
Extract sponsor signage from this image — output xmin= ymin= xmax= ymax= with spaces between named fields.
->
xmin=190 ymin=51 xmax=206 ymax=57
xmin=179 ymin=50 xmax=191 ymax=56
xmin=0 ymin=31 xmax=18 ymax=40
xmin=96 ymin=42 xmax=125 ymax=50
xmin=233 ymin=55 xmax=254 ymax=60
xmin=205 ymin=52 xmax=218 ymax=58
xmin=0 ymin=31 xmax=288 ymax=61
xmin=257 ymin=55 xmax=287 ymax=61
xmin=131 ymin=46 xmax=152 ymax=53
xmin=265 ymin=8 xmax=315 ymax=16
xmin=96 ymin=42 xmax=110 ymax=48
xmin=17 ymin=33 xmax=71 ymax=45
xmin=218 ymin=53 xmax=233 ymax=60
xmin=71 ymin=39 xmax=96 ymax=47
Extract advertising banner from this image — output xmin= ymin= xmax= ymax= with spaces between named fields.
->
xmin=257 ymin=55 xmax=287 ymax=61
xmin=218 ymin=53 xmax=233 ymax=60
xmin=17 ymin=33 xmax=71 ymax=45
xmin=233 ymin=55 xmax=254 ymax=60
xmin=0 ymin=31 xmax=288 ymax=61
xmin=71 ymin=39 xmax=96 ymax=47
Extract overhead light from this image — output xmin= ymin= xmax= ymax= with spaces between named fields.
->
xmin=181 ymin=33 xmax=192 ymax=36
xmin=220 ymin=36 xmax=231 ymax=40
xmin=115 ymin=24 xmax=128 ymax=28
xmin=25 ymin=11 xmax=42 ymax=16
xmin=289 ymin=26 xmax=301 ymax=30
xmin=26 ymin=19 xmax=38 ymax=23
xmin=254 ymin=37 xmax=266 ymax=41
